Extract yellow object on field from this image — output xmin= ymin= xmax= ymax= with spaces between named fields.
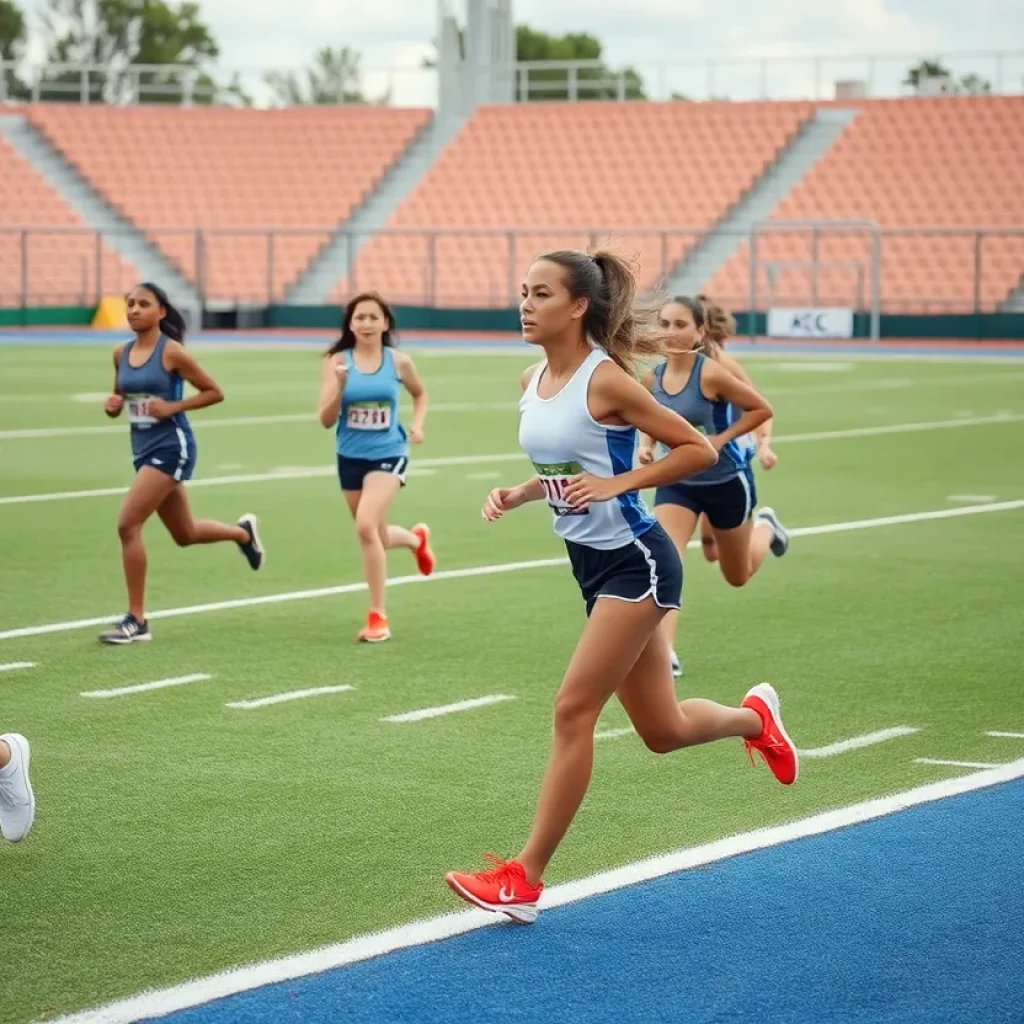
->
xmin=92 ymin=295 xmax=128 ymax=330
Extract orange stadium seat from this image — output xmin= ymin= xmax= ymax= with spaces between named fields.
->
xmin=27 ymin=105 xmax=431 ymax=303
xmin=0 ymin=129 xmax=136 ymax=307
xmin=351 ymin=100 xmax=814 ymax=306
xmin=706 ymin=97 xmax=1024 ymax=312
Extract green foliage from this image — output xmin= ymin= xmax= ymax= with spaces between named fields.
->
xmin=265 ymin=46 xmax=373 ymax=106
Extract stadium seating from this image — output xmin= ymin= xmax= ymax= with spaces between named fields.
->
xmin=28 ymin=105 xmax=431 ymax=303
xmin=352 ymin=100 xmax=814 ymax=306
xmin=0 ymin=126 xmax=136 ymax=307
xmin=704 ymin=97 xmax=1024 ymax=312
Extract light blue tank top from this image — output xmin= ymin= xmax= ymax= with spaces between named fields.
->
xmin=335 ymin=348 xmax=408 ymax=460
xmin=651 ymin=353 xmax=744 ymax=485
xmin=116 ymin=335 xmax=193 ymax=460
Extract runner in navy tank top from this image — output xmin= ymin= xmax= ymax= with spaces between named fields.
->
xmin=98 ymin=283 xmax=265 ymax=645
xmin=317 ymin=292 xmax=435 ymax=644
xmin=637 ymin=296 xmax=790 ymax=674
xmin=444 ymin=249 xmax=798 ymax=926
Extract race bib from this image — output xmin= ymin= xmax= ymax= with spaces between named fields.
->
xmin=534 ymin=460 xmax=589 ymax=517
xmin=346 ymin=401 xmax=392 ymax=431
xmin=126 ymin=394 xmax=158 ymax=427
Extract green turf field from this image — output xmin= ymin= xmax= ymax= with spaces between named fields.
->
xmin=1 ymin=343 xmax=1023 ymax=1023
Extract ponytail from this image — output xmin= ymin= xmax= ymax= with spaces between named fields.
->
xmin=537 ymin=246 xmax=662 ymax=376
xmin=700 ymin=296 xmax=735 ymax=361
xmin=137 ymin=281 xmax=186 ymax=344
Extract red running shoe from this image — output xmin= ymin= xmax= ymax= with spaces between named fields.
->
xmin=742 ymin=683 xmax=799 ymax=785
xmin=411 ymin=523 xmax=436 ymax=577
xmin=445 ymin=854 xmax=543 ymax=925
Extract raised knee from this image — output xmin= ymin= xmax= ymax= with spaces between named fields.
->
xmin=642 ymin=734 xmax=679 ymax=755
xmin=171 ymin=531 xmax=194 ymax=548
xmin=721 ymin=566 xmax=751 ymax=588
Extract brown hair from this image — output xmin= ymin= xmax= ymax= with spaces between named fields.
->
xmin=669 ymin=293 xmax=734 ymax=359
xmin=536 ymin=247 xmax=662 ymax=375
xmin=325 ymin=291 xmax=397 ymax=357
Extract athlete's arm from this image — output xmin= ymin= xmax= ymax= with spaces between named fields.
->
xmin=720 ymin=353 xmax=776 ymax=465
xmin=154 ymin=343 xmax=224 ymax=419
xmin=396 ymin=352 xmax=428 ymax=444
xmin=563 ymin=363 xmax=717 ymax=505
xmin=104 ymin=346 xmax=124 ymax=417
xmin=318 ymin=355 xmax=345 ymax=429
xmin=636 ymin=368 xmax=656 ymax=464
xmin=699 ymin=360 xmax=772 ymax=451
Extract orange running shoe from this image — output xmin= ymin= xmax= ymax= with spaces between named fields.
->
xmin=445 ymin=854 xmax=543 ymax=925
xmin=358 ymin=611 xmax=391 ymax=643
xmin=411 ymin=523 xmax=435 ymax=577
xmin=742 ymin=683 xmax=798 ymax=785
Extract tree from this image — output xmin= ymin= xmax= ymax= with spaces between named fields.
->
xmin=958 ymin=72 xmax=992 ymax=95
xmin=424 ymin=22 xmax=646 ymax=101
xmin=0 ymin=0 xmax=28 ymax=100
xmin=904 ymin=59 xmax=952 ymax=89
xmin=904 ymin=59 xmax=993 ymax=97
xmin=37 ymin=0 xmax=223 ymax=103
xmin=265 ymin=46 xmax=378 ymax=106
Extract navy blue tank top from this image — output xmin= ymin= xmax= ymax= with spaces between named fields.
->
xmin=116 ymin=335 xmax=193 ymax=460
xmin=651 ymin=353 xmax=744 ymax=485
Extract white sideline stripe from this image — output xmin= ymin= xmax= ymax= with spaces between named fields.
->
xmin=226 ymin=685 xmax=354 ymax=710
xmin=0 ymin=452 xmax=528 ymax=506
xmin=44 ymin=758 xmax=1024 ymax=1024
xmin=800 ymin=726 xmax=920 ymax=759
xmin=986 ymin=731 xmax=1024 ymax=739
xmin=4 ymin=500 xmax=1023 ymax=643
xmin=2 ymin=413 xmax=1021 ymax=508
xmin=948 ymin=494 xmax=996 ymax=503
xmin=0 ymin=661 xmax=36 ymax=672
xmin=595 ymin=727 xmax=637 ymax=741
xmin=914 ymin=758 xmax=1004 ymax=770
xmin=0 ymin=402 xmax=519 ymax=441
xmin=382 ymin=694 xmax=515 ymax=723
xmin=80 ymin=673 xmax=211 ymax=698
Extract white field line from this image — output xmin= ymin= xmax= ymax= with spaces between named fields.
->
xmin=80 ymin=673 xmax=211 ymax=698
xmin=3 ymin=412 xmax=1022 ymax=509
xmin=0 ymin=401 xmax=519 ymax=441
xmin=914 ymin=758 xmax=1004 ymax=770
xmin=381 ymin=695 xmax=516 ymax=724
xmin=0 ymin=660 xmax=36 ymax=672
xmin=42 ymin=758 xmax=1024 ymax=1024
xmin=948 ymin=494 xmax=996 ymax=503
xmin=800 ymin=726 xmax=920 ymax=759
xmin=3 ymin=500 xmax=1023 ymax=643
xmin=226 ymin=685 xmax=354 ymax=710
xmin=595 ymin=727 xmax=637 ymax=741
xmin=986 ymin=731 xmax=1024 ymax=739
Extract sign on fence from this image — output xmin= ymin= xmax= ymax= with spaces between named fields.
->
xmin=767 ymin=308 xmax=855 ymax=339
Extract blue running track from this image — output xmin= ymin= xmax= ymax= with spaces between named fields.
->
xmin=145 ymin=779 xmax=1024 ymax=1024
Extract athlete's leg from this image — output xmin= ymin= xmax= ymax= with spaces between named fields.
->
xmin=699 ymin=512 xmax=719 ymax=562
xmin=116 ymin=467 xmax=178 ymax=620
xmin=615 ymin=621 xmax=760 ymax=754
xmin=157 ymin=487 xmax=248 ymax=546
xmin=653 ymin=502 xmax=699 ymax=660
xmin=0 ymin=732 xmax=34 ymax=843
xmin=516 ymin=597 xmax=682 ymax=884
xmin=348 ymin=472 xmax=403 ymax=615
xmin=712 ymin=517 xmax=773 ymax=588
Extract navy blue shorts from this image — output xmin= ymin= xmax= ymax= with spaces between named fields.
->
xmin=337 ymin=454 xmax=409 ymax=492
xmin=133 ymin=434 xmax=197 ymax=482
xmin=565 ymin=523 xmax=683 ymax=617
xmin=654 ymin=468 xmax=756 ymax=531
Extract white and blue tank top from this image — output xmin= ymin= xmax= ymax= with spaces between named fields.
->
xmin=651 ymin=353 xmax=745 ymax=485
xmin=335 ymin=348 xmax=408 ymax=460
xmin=518 ymin=347 xmax=655 ymax=551
xmin=116 ymin=335 xmax=193 ymax=460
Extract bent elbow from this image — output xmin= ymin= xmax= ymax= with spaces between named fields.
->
xmin=318 ymin=410 xmax=337 ymax=429
xmin=700 ymin=440 xmax=719 ymax=470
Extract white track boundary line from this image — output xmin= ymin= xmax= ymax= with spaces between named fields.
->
xmin=800 ymin=726 xmax=920 ymax=759
xmin=0 ymin=661 xmax=36 ymax=672
xmin=986 ymin=731 xmax=1024 ymax=739
xmin=80 ymin=673 xmax=211 ymax=698
xmin=43 ymin=759 xmax=1024 ymax=1024
xmin=3 ymin=500 xmax=1022 ymax=643
xmin=226 ymin=685 xmax=354 ymax=710
xmin=382 ymin=694 xmax=516 ymax=723
xmin=914 ymin=758 xmax=1004 ymax=770
xmin=2 ymin=413 xmax=1021 ymax=508
xmin=595 ymin=727 xmax=637 ymax=741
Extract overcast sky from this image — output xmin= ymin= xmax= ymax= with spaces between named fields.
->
xmin=23 ymin=0 xmax=1020 ymax=105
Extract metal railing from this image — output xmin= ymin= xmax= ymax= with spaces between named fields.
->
xmin=2 ymin=49 xmax=1023 ymax=107
xmin=2 ymin=225 xmax=1022 ymax=317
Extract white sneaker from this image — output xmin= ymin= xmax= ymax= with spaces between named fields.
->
xmin=0 ymin=733 xmax=35 ymax=842
xmin=670 ymin=650 xmax=683 ymax=678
